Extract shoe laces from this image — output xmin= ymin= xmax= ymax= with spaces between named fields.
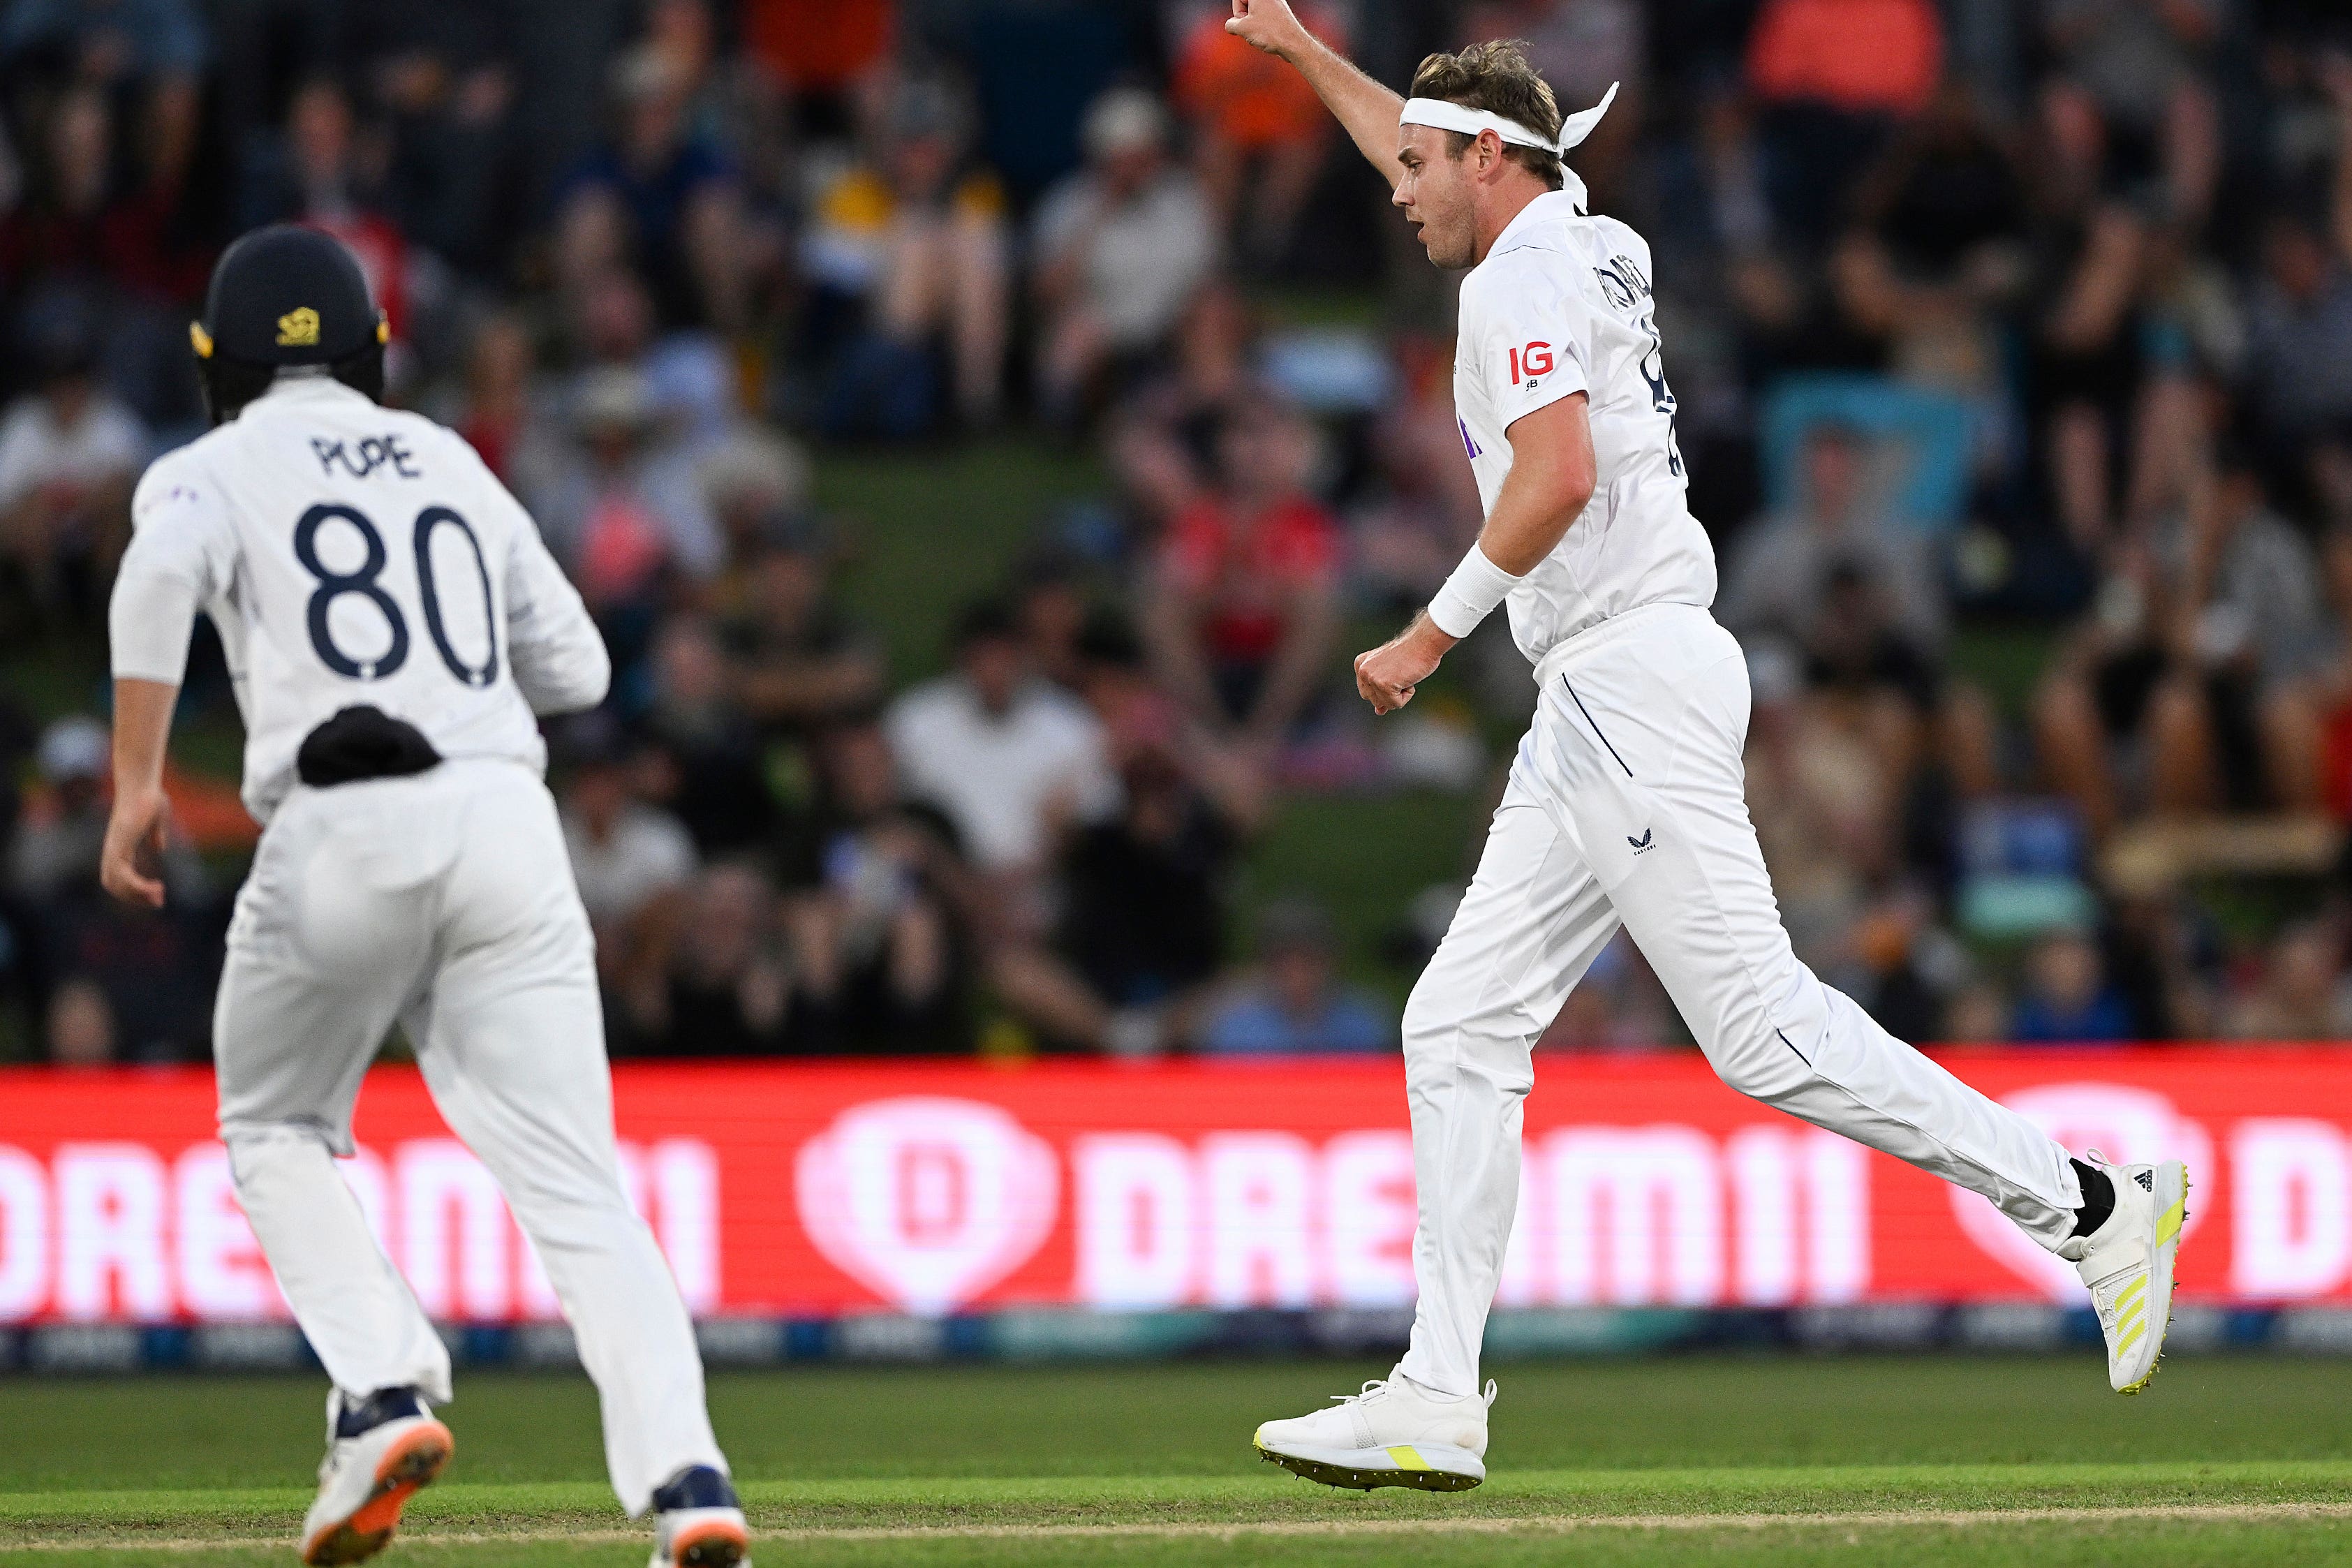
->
xmin=1329 ymin=1377 xmax=1500 ymax=1409
xmin=1331 ymin=1379 xmax=1393 ymax=1407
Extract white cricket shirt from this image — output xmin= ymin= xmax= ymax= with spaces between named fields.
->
xmin=1453 ymin=189 xmax=1717 ymax=682
xmin=110 ymin=376 xmax=610 ymax=822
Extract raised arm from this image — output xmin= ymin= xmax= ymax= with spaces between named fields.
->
xmin=1227 ymin=0 xmax=1403 ymax=181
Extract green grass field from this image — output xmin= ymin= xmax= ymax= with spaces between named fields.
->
xmin=4 ymin=1356 xmax=2351 ymax=1565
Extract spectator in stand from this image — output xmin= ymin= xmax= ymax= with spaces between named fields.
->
xmin=2039 ymin=0 xmax=2224 ymax=231
xmin=698 ymin=425 xmax=813 ymax=578
xmin=2036 ymin=431 xmax=2330 ymax=835
xmin=1831 ymin=83 xmax=2030 ymax=411
xmin=236 ymin=77 xmax=417 ymax=353
xmin=2244 ymin=64 xmax=2352 ymax=483
xmin=1141 ymin=395 xmax=1341 ymax=747
xmin=1743 ymin=0 xmax=1943 ymax=243
xmin=554 ymin=713 xmax=697 ymax=996
xmin=1840 ymin=885 xmax=1966 ymax=1044
xmin=450 ymin=312 xmax=540 ymax=483
xmin=887 ymin=599 xmax=1121 ymax=1047
xmin=1169 ymin=0 xmax=1342 ymax=265
xmin=800 ymin=72 xmax=1011 ymax=437
xmin=779 ymin=716 xmax=965 ymax=1052
xmin=637 ymin=614 xmax=781 ymax=857
xmin=16 ymin=722 xmax=212 ymax=1062
xmin=887 ymin=598 xmax=1118 ymax=883
xmin=31 ymin=885 xmax=216 ymax=1060
xmin=2009 ymin=925 xmax=2133 ymax=1043
xmin=721 ymin=512 xmax=886 ymax=734
xmin=741 ymin=0 xmax=891 ymax=121
xmin=2027 ymin=82 xmax=2164 ymax=552
xmin=1198 ymin=897 xmax=1392 ymax=1055
xmin=1109 ymin=282 xmax=1260 ymax=526
xmin=0 ymin=86 xmax=207 ymax=422
xmin=2304 ymin=521 xmax=2352 ymax=819
xmin=1 ymin=0 xmax=207 ymax=191
xmin=1055 ymin=747 xmax=1236 ymax=1017
xmin=2225 ymin=919 xmax=2352 ymax=1040
xmin=556 ymin=43 xmax=748 ymax=332
xmin=1351 ymin=336 xmax=1488 ymax=614
xmin=530 ymin=366 xmax=721 ymax=627
xmin=1742 ymin=642 xmax=1894 ymax=971
xmin=1007 ymin=549 xmax=1093 ymax=697
xmin=989 ymin=742 xmax=1243 ymax=1058
xmin=1073 ymin=609 xmax=1269 ymax=836
xmin=1798 ymin=556 xmax=2003 ymax=853
xmin=614 ymin=861 xmax=804 ymax=1055
xmin=1033 ymin=87 xmax=1218 ymax=426
xmin=0 ymin=290 xmax=145 ymax=626
xmin=10 ymin=716 xmax=112 ymax=897
xmin=1719 ymin=421 xmax=1947 ymax=655
xmin=554 ymin=265 xmax=737 ymax=458
xmin=343 ymin=0 xmax=519 ymax=281
xmin=44 ymin=977 xmax=113 ymax=1065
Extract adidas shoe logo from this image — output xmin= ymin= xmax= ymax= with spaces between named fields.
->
xmin=2135 ymin=1170 xmax=2154 ymax=1192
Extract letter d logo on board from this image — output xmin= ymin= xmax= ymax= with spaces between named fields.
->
xmin=796 ymin=1097 xmax=1059 ymax=1316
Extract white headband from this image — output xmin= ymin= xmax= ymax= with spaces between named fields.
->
xmin=1399 ymin=81 xmax=1619 ymax=156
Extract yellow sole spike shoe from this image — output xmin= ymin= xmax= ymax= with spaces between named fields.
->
xmin=1252 ymin=1377 xmax=1493 ymax=1492
xmin=2073 ymin=1157 xmax=2189 ymax=1395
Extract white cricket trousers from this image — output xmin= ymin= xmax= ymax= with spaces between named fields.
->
xmin=212 ymin=758 xmax=725 ymax=1515
xmin=1395 ymin=605 xmax=2083 ymax=1399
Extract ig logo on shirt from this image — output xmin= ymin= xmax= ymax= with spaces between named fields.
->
xmin=1508 ymin=341 xmax=1553 ymax=391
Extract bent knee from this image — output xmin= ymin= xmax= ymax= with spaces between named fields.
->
xmin=1698 ymin=1022 xmax=1814 ymax=1104
xmin=1401 ymin=977 xmax=1540 ymax=1098
xmin=220 ymin=1120 xmax=345 ymax=1183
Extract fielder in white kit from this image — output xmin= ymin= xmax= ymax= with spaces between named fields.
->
xmin=1225 ymin=4 xmax=2190 ymax=1492
xmin=98 ymin=226 xmax=750 ymax=1567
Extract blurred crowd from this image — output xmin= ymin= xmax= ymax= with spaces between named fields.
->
xmin=3 ymin=0 xmax=2352 ymax=1065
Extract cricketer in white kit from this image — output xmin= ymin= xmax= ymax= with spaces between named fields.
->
xmin=1223 ymin=4 xmax=2189 ymax=1493
xmin=100 ymin=226 xmax=748 ymax=1568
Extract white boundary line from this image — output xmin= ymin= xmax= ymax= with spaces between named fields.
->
xmin=6 ymin=1501 xmax=2352 ymax=1552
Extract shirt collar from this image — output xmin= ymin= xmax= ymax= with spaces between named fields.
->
xmin=1488 ymin=187 xmax=1586 ymax=262
xmin=258 ymin=372 xmax=371 ymax=406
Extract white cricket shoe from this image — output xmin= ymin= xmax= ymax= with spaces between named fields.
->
xmin=2060 ymin=1153 xmax=2189 ymax=1394
xmin=1253 ymin=1376 xmax=1494 ymax=1491
xmin=299 ymin=1388 xmax=452 ymax=1565
xmin=646 ymin=1465 xmax=751 ymax=1568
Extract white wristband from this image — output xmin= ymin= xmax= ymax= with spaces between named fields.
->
xmin=1426 ymin=543 xmax=1523 ymax=639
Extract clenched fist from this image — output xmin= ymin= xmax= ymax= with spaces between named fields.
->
xmin=1226 ymin=0 xmax=1311 ymax=58
xmin=1354 ymin=614 xmax=1457 ymax=716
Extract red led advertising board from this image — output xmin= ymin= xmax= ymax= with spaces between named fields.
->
xmin=0 ymin=1050 xmax=2346 ymax=1324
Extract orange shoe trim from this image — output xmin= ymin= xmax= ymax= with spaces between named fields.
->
xmin=301 ymin=1422 xmax=453 ymax=1567
xmin=667 ymin=1517 xmax=750 ymax=1567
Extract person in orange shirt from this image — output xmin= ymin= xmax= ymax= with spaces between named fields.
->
xmin=1171 ymin=0 xmax=1347 ymax=262
xmin=1745 ymin=0 xmax=1942 ymax=117
xmin=1743 ymin=0 xmax=1944 ymax=241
